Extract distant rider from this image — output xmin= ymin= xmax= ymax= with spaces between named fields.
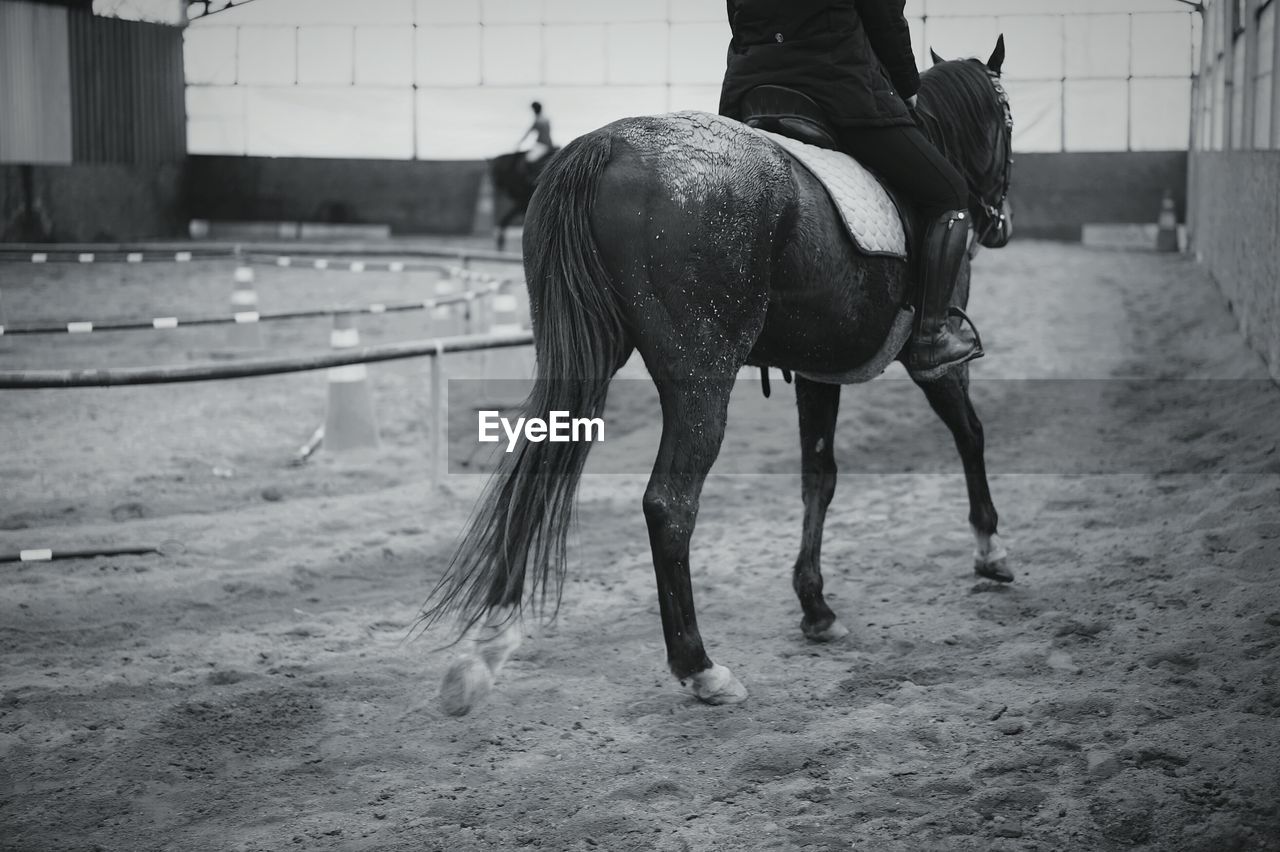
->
xmin=520 ymin=101 xmax=555 ymax=177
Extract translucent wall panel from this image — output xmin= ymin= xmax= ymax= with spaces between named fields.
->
xmin=1259 ymin=0 xmax=1275 ymax=77
xmin=908 ymin=16 xmax=926 ymax=71
xmin=544 ymin=25 xmax=606 ymax=85
xmin=1065 ymin=15 xmax=1129 ymax=79
xmin=482 ymin=0 xmax=543 ymax=24
xmin=998 ymin=16 xmax=1063 ymax=80
xmin=246 ymin=87 xmax=414 ymax=158
xmin=930 ymin=0 xmax=1179 ymax=12
xmin=1191 ymin=8 xmax=1202 ymax=63
xmin=482 ymin=25 xmax=541 ymax=86
xmin=543 ymin=0 xmax=666 ymax=24
xmin=237 ymin=27 xmax=295 ymax=85
xmin=668 ymin=84 xmax=721 ymax=113
xmin=416 ymin=26 xmax=481 ymax=86
xmin=1231 ymin=34 xmax=1247 ymax=147
xmin=1257 ymin=2 xmax=1274 ymax=148
xmin=298 ymin=27 xmax=353 ymax=85
xmin=186 ymin=8 xmax=1200 ymax=158
xmin=186 ymin=86 xmax=245 ymax=154
xmin=184 ymin=27 xmax=237 ymax=85
xmin=607 ymin=22 xmax=669 ymax=85
xmin=669 ymin=22 xmax=729 ymax=85
xmin=355 ymin=26 xmax=413 ymax=86
xmin=924 ymin=16 xmax=1000 ymax=65
xmin=1064 ymin=79 xmax=1128 ymax=150
xmin=1212 ymin=60 xmax=1226 ymax=149
xmin=547 ymin=85 xmax=669 ymax=138
xmin=1131 ymin=12 xmax=1194 ymax=77
xmin=417 ymin=86 xmax=542 ymax=158
xmin=1255 ymin=72 xmax=1273 ymax=149
xmin=416 ymin=84 xmax=667 ymax=158
xmin=669 ymin=0 xmax=724 ymax=23
xmin=1130 ymin=77 xmax=1191 ymax=149
xmin=417 ymin=0 xmax=479 ymax=25
xmin=216 ymin=0 xmax=413 ymax=26
xmin=1004 ymin=79 xmax=1063 ymax=151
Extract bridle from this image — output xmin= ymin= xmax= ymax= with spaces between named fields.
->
xmin=970 ymin=67 xmax=1015 ymax=251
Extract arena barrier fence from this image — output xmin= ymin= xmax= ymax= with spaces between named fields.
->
xmin=0 ymin=329 xmax=534 ymax=484
xmin=0 ymin=242 xmax=523 ymax=267
xmin=0 ymin=266 xmax=520 ymax=337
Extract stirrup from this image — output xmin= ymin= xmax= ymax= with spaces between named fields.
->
xmin=906 ymin=306 xmax=985 ymax=382
xmin=947 ymin=305 xmax=984 ymax=354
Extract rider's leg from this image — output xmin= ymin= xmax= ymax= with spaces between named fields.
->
xmin=836 ymin=124 xmax=982 ymax=378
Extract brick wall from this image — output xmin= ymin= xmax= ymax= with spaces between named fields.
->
xmin=1188 ymin=151 xmax=1280 ymax=383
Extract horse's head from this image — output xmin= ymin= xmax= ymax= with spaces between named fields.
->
xmin=922 ymin=36 xmax=1014 ymax=250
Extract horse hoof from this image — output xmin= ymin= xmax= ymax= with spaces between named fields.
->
xmin=802 ymin=617 xmax=850 ymax=643
xmin=440 ymin=655 xmax=492 ymax=716
xmin=682 ymin=663 xmax=748 ymax=706
xmin=975 ymin=557 xmax=1014 ymax=583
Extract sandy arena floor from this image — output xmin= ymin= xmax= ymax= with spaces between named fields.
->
xmin=1 ymin=239 xmax=1278 ymax=851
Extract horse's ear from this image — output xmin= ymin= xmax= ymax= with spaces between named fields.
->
xmin=930 ymin=48 xmax=945 ymax=66
xmin=987 ymin=34 xmax=1005 ymax=74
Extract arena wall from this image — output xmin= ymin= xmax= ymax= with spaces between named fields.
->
xmin=176 ymin=150 xmax=1186 ymax=241
xmin=1009 ymin=151 xmax=1187 ymax=240
xmin=2 ymin=150 xmax=1190 ymax=246
xmin=1188 ymin=151 xmax=1280 ymax=383
xmin=183 ymin=156 xmax=486 ymax=236
xmin=0 ymin=162 xmax=186 ymax=241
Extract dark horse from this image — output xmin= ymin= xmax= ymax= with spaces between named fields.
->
xmin=425 ymin=40 xmax=1015 ymax=715
xmin=490 ymin=149 xmax=558 ymax=252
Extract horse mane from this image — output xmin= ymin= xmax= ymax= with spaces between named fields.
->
xmin=915 ymin=59 xmax=1005 ymax=195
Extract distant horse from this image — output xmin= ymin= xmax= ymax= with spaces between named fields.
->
xmin=424 ymin=40 xmax=1015 ymax=715
xmin=490 ymin=149 xmax=558 ymax=252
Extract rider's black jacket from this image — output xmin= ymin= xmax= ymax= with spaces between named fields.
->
xmin=718 ymin=0 xmax=920 ymax=129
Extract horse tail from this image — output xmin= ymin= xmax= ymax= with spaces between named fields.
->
xmin=420 ymin=130 xmax=627 ymax=641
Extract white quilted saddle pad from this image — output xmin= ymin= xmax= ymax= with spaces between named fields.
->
xmin=756 ymin=129 xmax=907 ymax=259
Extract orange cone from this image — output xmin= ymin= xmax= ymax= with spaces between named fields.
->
xmin=229 ymin=265 xmax=263 ymax=348
xmin=323 ymin=312 xmax=380 ymax=452
xmin=1155 ymin=190 xmax=1179 ymax=252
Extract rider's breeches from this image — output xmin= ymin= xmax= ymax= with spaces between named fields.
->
xmin=836 ymin=124 xmax=967 ymax=219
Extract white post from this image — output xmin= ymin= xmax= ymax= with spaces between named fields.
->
xmin=1272 ymin=0 xmax=1280 ymax=146
xmin=430 ymin=350 xmax=445 ymax=486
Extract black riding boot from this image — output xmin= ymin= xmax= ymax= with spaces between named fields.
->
xmin=903 ymin=209 xmax=984 ymax=381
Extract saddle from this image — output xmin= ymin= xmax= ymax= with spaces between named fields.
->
xmin=741 ymin=85 xmax=841 ymax=151
xmin=741 ymin=85 xmax=921 ymax=258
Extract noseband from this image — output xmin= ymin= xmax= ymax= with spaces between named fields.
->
xmin=971 ymin=68 xmax=1014 ymax=248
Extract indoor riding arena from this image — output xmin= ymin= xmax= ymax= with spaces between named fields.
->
xmin=2 ymin=1 xmax=1279 ymax=851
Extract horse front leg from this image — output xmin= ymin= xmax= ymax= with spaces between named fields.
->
xmin=912 ymin=367 xmax=1012 ymax=582
xmin=643 ymin=378 xmax=747 ymax=705
xmin=793 ymin=377 xmax=850 ymax=641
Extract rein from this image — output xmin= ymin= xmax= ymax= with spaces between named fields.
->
xmin=916 ymin=63 xmax=1014 ymax=253
xmin=970 ymin=68 xmax=1014 ymax=250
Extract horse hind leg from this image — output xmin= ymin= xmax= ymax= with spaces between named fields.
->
xmin=913 ymin=367 xmax=1012 ymax=582
xmin=439 ymin=605 xmax=525 ymax=716
xmin=793 ymin=377 xmax=850 ymax=641
xmin=644 ymin=376 xmax=747 ymax=705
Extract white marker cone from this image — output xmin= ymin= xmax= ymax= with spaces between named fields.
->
xmin=1155 ymin=190 xmax=1179 ymax=252
xmin=432 ymin=275 xmax=463 ymax=338
xmin=323 ymin=312 xmax=380 ymax=452
xmin=229 ymin=265 xmax=263 ymax=349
